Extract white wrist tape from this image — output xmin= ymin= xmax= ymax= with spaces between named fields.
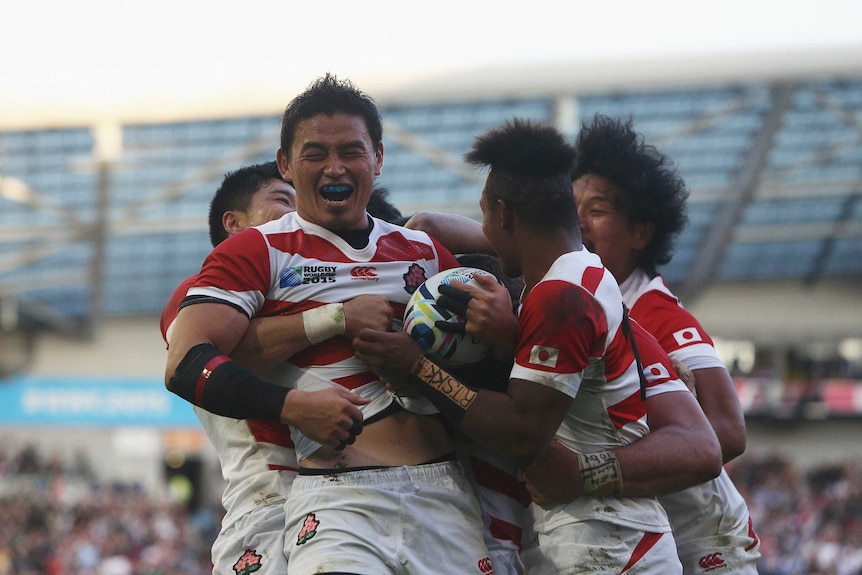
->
xmin=302 ymin=303 xmax=346 ymax=344
xmin=577 ymin=450 xmax=623 ymax=496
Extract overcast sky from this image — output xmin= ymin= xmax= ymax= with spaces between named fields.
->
xmin=3 ymin=0 xmax=862 ymax=128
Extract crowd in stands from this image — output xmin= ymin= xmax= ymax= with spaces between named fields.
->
xmin=0 ymin=444 xmax=217 ymax=575
xmin=0 ymin=442 xmax=860 ymax=574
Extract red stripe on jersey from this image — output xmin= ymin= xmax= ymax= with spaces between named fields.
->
xmin=517 ymin=280 xmax=606 ymax=374
xmin=290 ymin=339 xmax=355 ymax=367
xmin=620 ymin=532 xmax=664 ymax=573
xmin=161 ymin=275 xmax=197 ymax=344
xmin=195 ymin=229 xmax=272 ymax=293
xmin=607 ymin=390 xmax=647 ymax=429
xmin=600 ymin=325 xmax=635 ymax=381
xmin=488 ymin=516 xmax=524 ymax=550
xmin=332 ymin=370 xmax=379 ymax=391
xmin=580 ymin=265 xmax=605 ymax=296
xmin=372 ymin=231 xmax=439 ymax=262
xmin=428 ymin=237 xmax=460 ymax=270
xmin=248 ymin=421 xmax=296 ymax=448
xmin=469 ymin=456 xmax=532 ymax=507
xmin=745 ymin=517 xmax=760 ymax=552
xmin=629 ymin=289 xmax=714 ymax=352
xmin=268 ymin=464 xmax=300 ymax=472
xmin=267 ymin=229 xmax=358 ymax=262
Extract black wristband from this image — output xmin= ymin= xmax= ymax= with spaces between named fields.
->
xmin=408 ymin=356 xmax=477 ymax=428
xmin=169 ymin=343 xmax=289 ymax=421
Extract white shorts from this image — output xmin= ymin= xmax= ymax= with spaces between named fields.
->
xmin=211 ymin=502 xmax=288 ymax=575
xmin=677 ymin=517 xmax=761 ymax=575
xmin=522 ymin=519 xmax=682 ymax=575
xmin=284 ymin=460 xmax=494 ymax=575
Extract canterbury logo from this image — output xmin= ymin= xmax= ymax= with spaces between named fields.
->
xmin=477 ymin=556 xmax=495 ymax=574
xmin=350 ymin=266 xmax=378 ymax=280
xmin=698 ymin=552 xmax=726 ymax=571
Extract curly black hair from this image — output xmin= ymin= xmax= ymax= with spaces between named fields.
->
xmin=465 ymin=117 xmax=578 ymax=231
xmin=571 ymin=114 xmax=689 ymax=277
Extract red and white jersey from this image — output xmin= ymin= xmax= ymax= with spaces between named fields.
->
xmin=512 ymin=250 xmax=688 ymax=531
xmin=620 ymin=270 xmax=753 ymax=545
xmin=161 ymin=276 xmax=297 ymax=530
xmin=184 ymin=212 xmax=458 ymax=460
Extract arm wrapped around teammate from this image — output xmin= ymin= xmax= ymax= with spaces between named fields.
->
xmin=408 ymin=355 xmax=478 ymax=427
xmin=169 ymin=342 xmax=289 ymax=421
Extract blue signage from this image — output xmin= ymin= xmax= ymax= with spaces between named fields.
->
xmin=0 ymin=376 xmax=200 ymax=427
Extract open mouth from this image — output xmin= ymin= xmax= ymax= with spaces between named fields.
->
xmin=320 ymin=184 xmax=353 ymax=204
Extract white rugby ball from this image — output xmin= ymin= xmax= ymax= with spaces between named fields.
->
xmin=403 ymin=267 xmax=493 ymax=367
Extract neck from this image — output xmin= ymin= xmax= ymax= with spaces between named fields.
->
xmin=519 ymin=232 xmax=583 ymax=295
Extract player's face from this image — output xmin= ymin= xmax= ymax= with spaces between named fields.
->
xmin=242 ymin=179 xmax=296 ymax=228
xmin=573 ymin=174 xmax=644 ymax=283
xmin=279 ymin=112 xmax=383 ymax=231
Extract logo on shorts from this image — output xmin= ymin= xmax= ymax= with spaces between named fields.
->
xmin=296 ymin=512 xmax=320 ymax=545
xmin=232 ymin=549 xmax=262 ymax=575
xmin=477 ymin=556 xmax=495 ymax=574
xmin=698 ymin=552 xmax=726 ymax=572
xmin=402 ymin=263 xmax=427 ymax=294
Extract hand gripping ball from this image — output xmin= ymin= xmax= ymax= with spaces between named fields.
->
xmin=402 ymin=267 xmax=493 ymax=367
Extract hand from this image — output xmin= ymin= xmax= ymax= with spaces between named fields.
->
xmin=343 ymin=295 xmax=393 ymax=339
xmin=436 ymin=273 xmax=518 ymax=359
xmin=522 ymin=440 xmax=584 ymax=509
xmin=353 ymin=328 xmax=424 ymax=383
xmin=672 ymin=359 xmax=696 ymax=396
xmin=281 ymin=387 xmax=370 ymax=450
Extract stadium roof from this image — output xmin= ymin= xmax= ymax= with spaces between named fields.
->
xmin=1 ymin=66 xmax=861 ymax=345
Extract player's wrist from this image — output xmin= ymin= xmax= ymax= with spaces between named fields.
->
xmin=409 ymin=355 xmax=477 ymax=427
xmin=577 ymin=450 xmax=623 ymax=496
xmin=302 ymin=303 xmax=346 ymax=344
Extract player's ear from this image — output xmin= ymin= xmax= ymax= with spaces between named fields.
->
xmin=222 ymin=211 xmax=243 ymax=236
xmin=498 ymin=199 xmax=516 ymax=234
xmin=632 ymin=221 xmax=655 ymax=251
xmin=276 ymin=147 xmax=291 ymax=181
xmin=374 ymin=141 xmax=384 ymax=177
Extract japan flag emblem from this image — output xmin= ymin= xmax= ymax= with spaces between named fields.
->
xmin=673 ymin=327 xmax=703 ymax=346
xmin=530 ymin=345 xmax=559 ymax=368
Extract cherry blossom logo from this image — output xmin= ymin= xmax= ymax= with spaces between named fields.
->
xmin=402 ymin=263 xmax=428 ymax=294
xmin=296 ymin=513 xmax=320 ymax=545
xmin=232 ymin=549 xmax=262 ymax=575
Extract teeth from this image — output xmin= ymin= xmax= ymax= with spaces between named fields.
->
xmin=321 ymin=184 xmax=351 ymax=194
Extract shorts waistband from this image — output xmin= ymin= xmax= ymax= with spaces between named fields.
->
xmin=298 ymin=451 xmax=457 ymax=476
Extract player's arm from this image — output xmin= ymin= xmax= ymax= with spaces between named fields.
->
xmin=165 ymin=302 xmax=367 ymax=449
xmin=404 ymin=212 xmax=495 ymax=256
xmin=230 ymin=294 xmax=394 ymax=374
xmin=524 ymin=388 xmax=722 ymax=506
xmin=690 ymin=365 xmax=747 ymax=463
xmin=353 ymin=329 xmax=567 ymax=469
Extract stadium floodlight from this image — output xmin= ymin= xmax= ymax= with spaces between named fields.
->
xmin=0 ymin=174 xmax=34 ymax=204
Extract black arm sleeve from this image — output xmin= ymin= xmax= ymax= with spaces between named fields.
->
xmin=168 ymin=343 xmax=288 ymax=421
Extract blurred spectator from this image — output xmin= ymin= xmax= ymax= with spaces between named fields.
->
xmin=1 ymin=442 xmax=861 ymax=574
xmin=729 ymin=454 xmax=862 ymax=575
xmin=0 ymin=444 xmax=214 ymax=575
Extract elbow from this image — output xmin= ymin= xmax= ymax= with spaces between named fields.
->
xmin=699 ymin=433 xmax=724 ymax=482
xmin=716 ymin=421 xmax=747 ymax=464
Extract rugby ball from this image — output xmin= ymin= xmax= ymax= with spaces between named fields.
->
xmin=403 ymin=267 xmax=493 ymax=367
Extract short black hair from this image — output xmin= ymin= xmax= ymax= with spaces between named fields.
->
xmin=208 ymin=161 xmax=284 ymax=247
xmin=571 ymin=114 xmax=689 ymax=276
xmin=279 ymin=73 xmax=383 ymax=159
xmin=465 ymin=118 xmax=578 ymax=230
xmin=367 ymin=187 xmax=407 ymax=224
